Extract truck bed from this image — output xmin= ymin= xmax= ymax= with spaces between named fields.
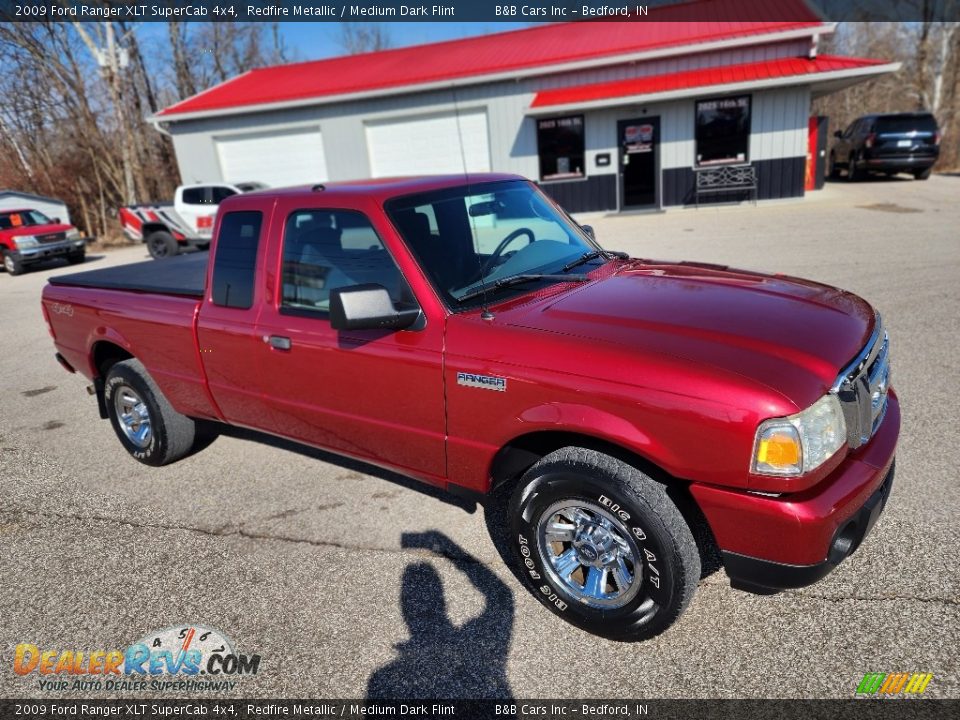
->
xmin=49 ymin=252 xmax=207 ymax=297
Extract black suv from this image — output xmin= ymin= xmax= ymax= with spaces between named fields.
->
xmin=830 ymin=112 xmax=940 ymax=180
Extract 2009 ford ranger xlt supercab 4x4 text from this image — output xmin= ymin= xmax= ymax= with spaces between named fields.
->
xmin=41 ymin=175 xmax=898 ymax=640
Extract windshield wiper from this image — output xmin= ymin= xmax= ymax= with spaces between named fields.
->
xmin=562 ymin=249 xmax=629 ymax=273
xmin=456 ymin=273 xmax=589 ymax=304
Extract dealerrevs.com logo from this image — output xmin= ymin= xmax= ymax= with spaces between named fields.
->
xmin=856 ymin=672 xmax=934 ymax=698
xmin=13 ymin=625 xmax=260 ymax=692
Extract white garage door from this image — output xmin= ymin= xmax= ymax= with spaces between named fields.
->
xmin=216 ymin=127 xmax=328 ymax=188
xmin=366 ymin=109 xmax=491 ymax=177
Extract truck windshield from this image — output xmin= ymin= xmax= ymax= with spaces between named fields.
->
xmin=0 ymin=209 xmax=53 ymax=229
xmin=386 ymin=180 xmax=598 ymax=308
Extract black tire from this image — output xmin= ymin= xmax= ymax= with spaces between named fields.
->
xmin=828 ymin=152 xmax=840 ymax=179
xmin=507 ymin=447 xmax=700 ymax=641
xmin=103 ymin=359 xmax=195 ymax=466
xmin=2 ymin=251 xmax=25 ymax=276
xmin=913 ymin=167 xmax=932 ymax=180
xmin=847 ymin=154 xmax=861 ymax=181
xmin=146 ymin=230 xmax=179 ymax=259
xmin=66 ymin=250 xmax=86 ymax=265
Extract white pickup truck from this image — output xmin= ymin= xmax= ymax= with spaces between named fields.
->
xmin=119 ymin=182 xmax=266 ymax=259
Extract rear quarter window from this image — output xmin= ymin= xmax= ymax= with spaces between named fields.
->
xmin=181 ymin=188 xmax=207 ymax=205
xmin=876 ymin=116 xmax=938 ymax=134
xmin=211 ymin=211 xmax=262 ymax=309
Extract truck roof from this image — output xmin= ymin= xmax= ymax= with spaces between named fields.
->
xmin=242 ymin=173 xmax=526 ymax=202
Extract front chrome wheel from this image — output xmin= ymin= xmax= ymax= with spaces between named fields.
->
xmin=536 ymin=500 xmax=643 ymax=609
xmin=113 ymin=384 xmax=152 ymax=448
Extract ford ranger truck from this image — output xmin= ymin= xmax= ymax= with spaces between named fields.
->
xmin=41 ymin=175 xmax=898 ymax=640
xmin=1 ymin=208 xmax=89 ymax=276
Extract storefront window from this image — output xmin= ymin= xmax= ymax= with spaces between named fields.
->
xmin=537 ymin=115 xmax=585 ymax=181
xmin=695 ymin=96 xmax=751 ymax=166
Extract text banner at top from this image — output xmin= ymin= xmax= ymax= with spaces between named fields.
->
xmin=3 ymin=0 xmax=960 ymax=23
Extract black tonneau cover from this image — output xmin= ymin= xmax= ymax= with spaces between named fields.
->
xmin=49 ymin=252 xmax=207 ymax=298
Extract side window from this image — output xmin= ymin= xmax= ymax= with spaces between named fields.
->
xmin=281 ymin=209 xmax=409 ymax=315
xmin=181 ymin=187 xmax=206 ymax=205
xmin=211 ymin=211 xmax=262 ymax=309
xmin=211 ymin=186 xmax=238 ymax=204
xmin=695 ymin=95 xmax=751 ymax=166
xmin=536 ymin=115 xmax=585 ymax=180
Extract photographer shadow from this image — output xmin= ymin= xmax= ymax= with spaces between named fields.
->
xmin=366 ymin=531 xmax=514 ymax=699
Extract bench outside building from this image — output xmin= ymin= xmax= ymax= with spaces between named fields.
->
xmin=694 ymin=165 xmax=759 ymax=207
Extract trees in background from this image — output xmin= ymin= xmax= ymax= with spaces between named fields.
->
xmin=0 ymin=22 xmax=288 ymax=240
xmin=0 ymin=20 xmax=956 ymax=242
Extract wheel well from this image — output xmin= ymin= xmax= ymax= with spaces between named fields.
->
xmin=490 ymin=431 xmax=668 ymax=492
xmin=92 ymin=341 xmax=133 ymax=378
xmin=489 ymin=430 xmax=723 ymax=579
xmin=141 ymin=223 xmax=171 ymax=238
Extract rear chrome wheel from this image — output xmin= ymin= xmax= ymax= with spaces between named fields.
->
xmin=104 ymin=359 xmax=195 ymax=465
xmin=537 ymin=500 xmax=642 ymax=609
xmin=113 ymin=384 xmax=152 ymax=448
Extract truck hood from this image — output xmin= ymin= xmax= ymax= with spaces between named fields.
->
xmin=2 ymin=222 xmax=74 ymax=239
xmin=504 ymin=260 xmax=876 ymax=408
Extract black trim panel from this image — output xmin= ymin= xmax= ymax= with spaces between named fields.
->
xmin=663 ymin=156 xmax=807 ymax=207
xmin=538 ymin=174 xmax=617 ymax=213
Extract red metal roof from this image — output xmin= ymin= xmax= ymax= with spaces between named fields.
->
xmin=530 ymin=55 xmax=890 ymax=108
xmin=158 ymin=0 xmax=824 ymax=118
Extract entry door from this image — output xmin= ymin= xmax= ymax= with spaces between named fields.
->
xmin=251 ymin=200 xmax=447 ymax=483
xmin=618 ymin=118 xmax=660 ymax=209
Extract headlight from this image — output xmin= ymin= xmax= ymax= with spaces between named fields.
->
xmin=14 ymin=235 xmax=38 ymax=249
xmin=752 ymin=394 xmax=846 ymax=476
xmin=66 ymin=229 xmax=81 ymax=240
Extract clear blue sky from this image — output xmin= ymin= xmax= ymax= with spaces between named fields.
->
xmin=279 ymin=22 xmax=532 ymax=60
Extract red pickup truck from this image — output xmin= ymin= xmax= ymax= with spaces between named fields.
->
xmin=41 ymin=175 xmax=897 ymax=640
xmin=1 ymin=208 xmax=88 ymax=276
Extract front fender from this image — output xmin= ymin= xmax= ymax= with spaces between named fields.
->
xmin=512 ymin=402 xmax=680 ymax=471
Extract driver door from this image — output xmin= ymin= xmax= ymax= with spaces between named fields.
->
xmin=252 ymin=199 xmax=447 ymax=482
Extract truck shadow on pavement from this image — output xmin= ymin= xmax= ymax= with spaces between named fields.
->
xmin=366 ymin=530 xmax=514 ymax=700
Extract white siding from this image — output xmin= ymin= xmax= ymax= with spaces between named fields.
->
xmin=364 ymin=109 xmax=490 ymax=177
xmin=166 ymin=37 xmax=815 ymax=192
xmin=0 ymin=193 xmax=70 ymax=224
xmin=215 ymin=126 xmax=328 ymax=187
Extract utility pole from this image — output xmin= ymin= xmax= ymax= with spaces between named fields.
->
xmin=73 ymin=22 xmax=137 ymax=205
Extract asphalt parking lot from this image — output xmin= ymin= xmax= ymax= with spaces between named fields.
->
xmin=1 ymin=175 xmax=958 ymax=700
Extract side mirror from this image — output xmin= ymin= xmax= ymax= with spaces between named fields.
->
xmin=51 ymin=217 xmax=61 ymax=224
xmin=581 ymin=224 xmax=596 ymax=240
xmin=330 ymin=284 xmax=420 ymax=331
xmin=833 ymin=130 xmax=843 ymax=139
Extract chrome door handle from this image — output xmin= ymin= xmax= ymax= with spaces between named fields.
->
xmin=265 ymin=335 xmax=291 ymax=351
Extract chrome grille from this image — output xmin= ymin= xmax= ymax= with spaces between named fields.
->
xmin=37 ymin=231 xmax=66 ymax=244
xmin=832 ymin=319 xmax=890 ymax=449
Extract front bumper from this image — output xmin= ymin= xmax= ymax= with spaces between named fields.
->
xmin=722 ymin=462 xmax=894 ymax=593
xmin=690 ymin=391 xmax=899 ymax=593
xmin=14 ymin=238 xmax=88 ymax=263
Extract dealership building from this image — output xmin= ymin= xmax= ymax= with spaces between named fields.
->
xmin=151 ymin=0 xmax=898 ymax=213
